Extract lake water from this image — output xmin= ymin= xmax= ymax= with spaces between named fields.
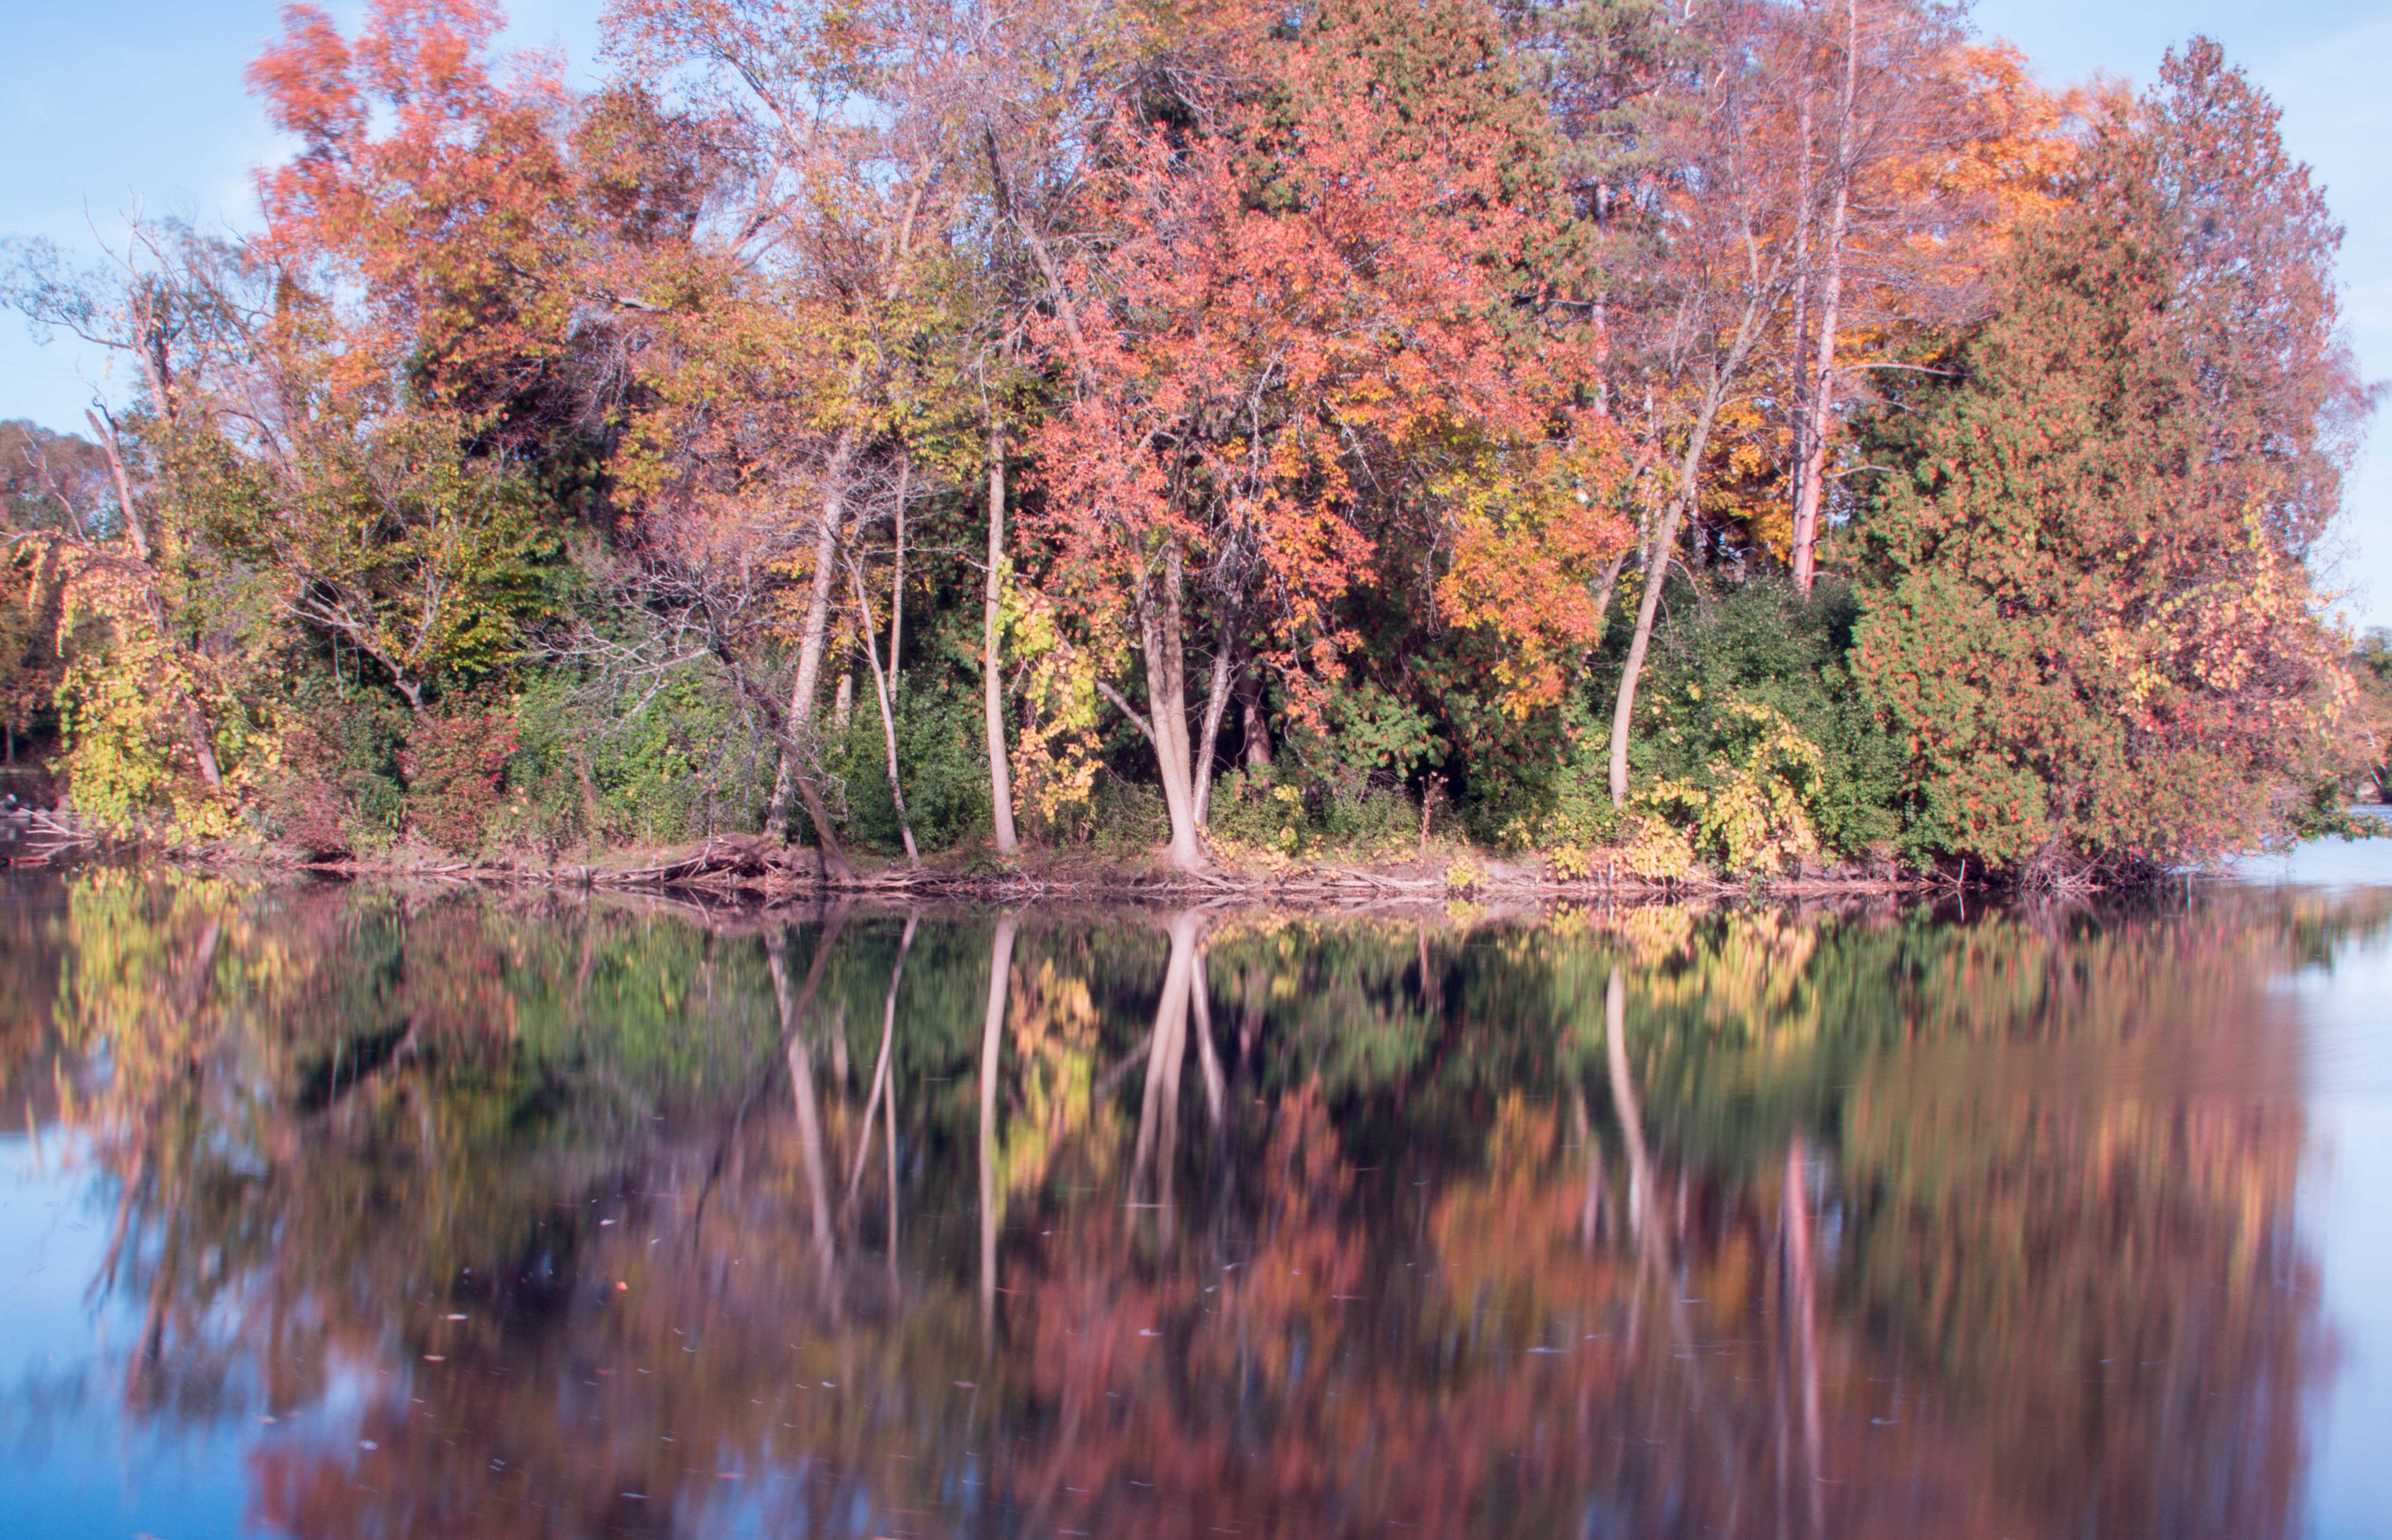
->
xmin=2 ymin=849 xmax=2389 ymax=1539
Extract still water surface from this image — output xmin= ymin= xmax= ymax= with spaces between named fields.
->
xmin=1 ymin=850 xmax=2389 ymax=1539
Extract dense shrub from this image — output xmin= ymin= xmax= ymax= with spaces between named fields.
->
xmin=508 ymin=669 xmax=773 ymax=850
xmin=825 ymin=678 xmax=994 ymax=855
xmin=401 ymin=701 xmax=517 ymax=852
xmin=1634 ymin=579 xmax=1901 ymax=863
xmin=257 ymin=677 xmax=409 ymax=855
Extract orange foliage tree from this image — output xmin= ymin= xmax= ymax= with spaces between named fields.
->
xmin=1031 ymin=0 xmax=1625 ymax=867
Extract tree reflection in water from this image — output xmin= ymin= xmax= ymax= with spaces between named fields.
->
xmin=0 ymin=870 xmax=2368 ymax=1539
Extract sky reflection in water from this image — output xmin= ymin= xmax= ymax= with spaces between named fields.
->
xmin=1 ymin=857 xmax=2388 ymax=1539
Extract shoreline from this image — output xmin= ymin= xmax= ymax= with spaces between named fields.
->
xmin=124 ymin=832 xmax=1942 ymax=908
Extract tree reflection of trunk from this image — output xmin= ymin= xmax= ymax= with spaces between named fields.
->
xmin=1570 ymin=1085 xmax=1606 ymax=1251
xmin=1781 ymin=1135 xmax=1825 ymax=1539
xmin=884 ymin=1031 xmax=900 ymax=1301
xmin=124 ymin=916 xmax=222 ymax=1403
xmin=767 ymin=922 xmax=841 ymax=1305
xmin=847 ymin=916 xmax=916 ymax=1211
xmin=1190 ymin=942 xmax=1224 ymax=1132
xmin=1603 ymin=965 xmax=1659 ymax=1264
xmin=1131 ymin=911 xmax=1202 ymax=1241
xmin=1237 ymin=963 xmax=1266 ymax=1066
xmin=1603 ymin=961 xmax=1744 ymax=1514
xmin=849 ymin=916 xmax=915 ymax=1302
xmin=981 ymin=913 xmax=1017 ymax=1343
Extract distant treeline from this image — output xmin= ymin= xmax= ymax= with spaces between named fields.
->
xmin=0 ymin=0 xmax=2371 ymax=880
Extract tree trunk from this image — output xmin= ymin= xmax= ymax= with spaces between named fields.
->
xmin=1237 ymin=671 xmax=1273 ymax=769
xmin=1608 ymin=309 xmax=1767 ymax=807
xmin=848 ymin=554 xmax=920 ymax=864
xmin=768 ymin=424 xmax=859 ymax=841
xmin=1792 ymin=0 xmax=1860 ymax=597
xmin=1192 ymin=621 xmax=1236 ymax=828
xmin=983 ymin=415 xmax=1020 ymax=853
xmin=1133 ymin=541 xmax=1204 ymax=870
xmin=1607 ymin=488 xmax=1686 ymax=808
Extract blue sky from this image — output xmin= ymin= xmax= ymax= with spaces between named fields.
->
xmin=5 ymin=0 xmax=2387 ymax=621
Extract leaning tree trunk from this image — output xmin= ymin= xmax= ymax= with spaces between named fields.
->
xmin=1608 ymin=489 xmax=1685 ymax=807
xmin=768 ymin=424 xmax=859 ymax=845
xmin=1608 ymin=293 xmax=1771 ymax=807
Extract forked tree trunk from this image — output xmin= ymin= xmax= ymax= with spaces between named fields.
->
xmin=1131 ymin=910 xmax=1202 ymax=1223
xmin=1192 ymin=622 xmax=1237 ymax=828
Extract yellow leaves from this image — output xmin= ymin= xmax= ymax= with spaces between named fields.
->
xmin=1003 ymin=584 xmax=1106 ymax=837
xmin=54 ymin=600 xmax=244 ymax=842
xmin=1639 ymin=703 xmax=1825 ymax=874
xmin=1000 ymin=959 xmax=1106 ymax=1199
xmin=1613 ymin=817 xmax=1703 ymax=882
xmin=1435 ymin=432 xmax=1636 ymax=717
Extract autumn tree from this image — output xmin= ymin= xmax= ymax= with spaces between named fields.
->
xmin=0 ymin=227 xmax=251 ymax=822
xmin=1589 ymin=0 xmax=1804 ymax=807
xmin=1852 ymin=39 xmax=2368 ymax=871
xmin=1775 ymin=18 xmax=2077 ymax=592
xmin=248 ymin=0 xmax=581 ymax=424
xmin=0 ymin=420 xmax=109 ymax=765
xmin=1033 ymin=0 xmax=1611 ymax=868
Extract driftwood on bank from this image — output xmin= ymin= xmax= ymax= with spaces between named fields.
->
xmin=0 ymin=806 xmax=95 ymax=865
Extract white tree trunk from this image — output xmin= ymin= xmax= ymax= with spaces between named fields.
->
xmin=983 ymin=417 xmax=1020 ymax=853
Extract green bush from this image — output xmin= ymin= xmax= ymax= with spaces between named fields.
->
xmin=1467 ymin=696 xmax=1624 ymax=852
xmin=508 ymin=667 xmax=774 ymax=850
xmin=258 ymin=673 xmax=409 ymax=855
xmin=825 ymin=678 xmax=993 ymax=855
xmin=1631 ymin=578 xmax=1902 ymax=861
xmin=1207 ymin=764 xmax=1313 ymax=854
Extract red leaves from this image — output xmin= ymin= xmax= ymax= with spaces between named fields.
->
xmin=1027 ymin=0 xmax=1600 ymax=695
xmin=248 ymin=0 xmax=574 ymax=410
